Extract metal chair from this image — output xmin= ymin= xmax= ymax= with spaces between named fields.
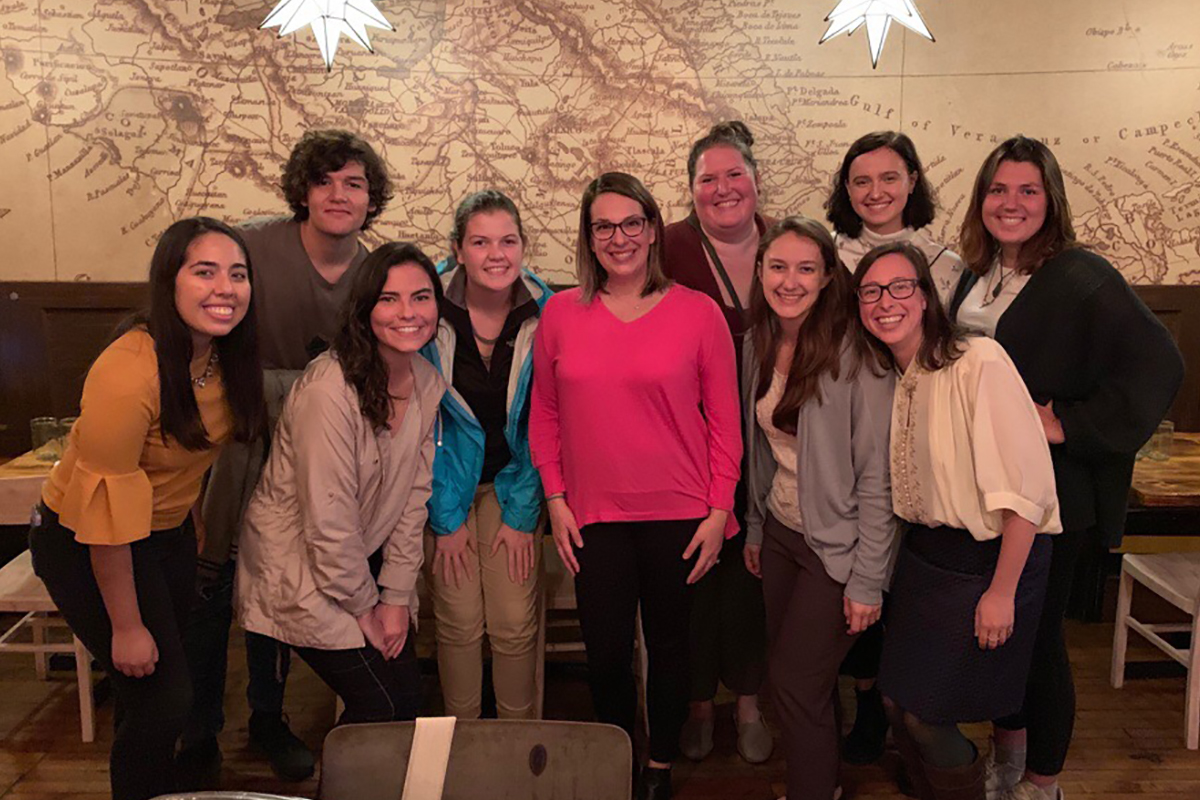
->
xmin=1111 ymin=551 xmax=1200 ymax=749
xmin=318 ymin=719 xmax=633 ymax=800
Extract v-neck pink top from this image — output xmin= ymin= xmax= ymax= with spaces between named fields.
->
xmin=529 ymin=285 xmax=742 ymax=535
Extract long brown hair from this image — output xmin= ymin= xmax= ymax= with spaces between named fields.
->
xmin=574 ymin=172 xmax=670 ymax=303
xmin=851 ymin=242 xmax=966 ymax=373
xmin=333 ymin=242 xmax=444 ymax=432
xmin=748 ymin=217 xmax=851 ymax=434
xmin=959 ymin=135 xmax=1077 ymax=275
xmin=114 ymin=217 xmax=265 ymax=450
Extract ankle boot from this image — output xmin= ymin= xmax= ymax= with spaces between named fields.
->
xmin=924 ymin=749 xmax=985 ymax=800
xmin=843 ymin=687 xmax=889 ymax=764
xmin=635 ymin=765 xmax=672 ymax=800
xmin=890 ymin=722 xmax=934 ymax=800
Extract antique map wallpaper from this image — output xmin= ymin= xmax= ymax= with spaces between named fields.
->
xmin=1 ymin=0 xmax=1198 ymax=283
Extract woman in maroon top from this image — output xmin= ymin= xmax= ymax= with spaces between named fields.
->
xmin=662 ymin=120 xmax=773 ymax=765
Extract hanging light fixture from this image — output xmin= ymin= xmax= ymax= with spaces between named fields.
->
xmin=261 ymin=0 xmax=394 ymax=71
xmin=819 ymin=0 xmax=934 ymax=68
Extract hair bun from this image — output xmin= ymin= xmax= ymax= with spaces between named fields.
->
xmin=709 ymin=120 xmax=754 ymax=148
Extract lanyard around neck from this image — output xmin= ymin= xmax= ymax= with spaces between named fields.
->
xmin=687 ymin=213 xmax=746 ymax=319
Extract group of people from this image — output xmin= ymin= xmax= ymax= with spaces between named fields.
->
xmin=26 ymin=121 xmax=1184 ymax=800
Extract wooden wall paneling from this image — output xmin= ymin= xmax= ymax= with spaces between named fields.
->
xmin=0 ymin=283 xmax=146 ymax=458
xmin=0 ymin=290 xmax=51 ymax=458
xmin=0 ymin=282 xmax=1196 ymax=457
xmin=1135 ymin=285 xmax=1200 ymax=432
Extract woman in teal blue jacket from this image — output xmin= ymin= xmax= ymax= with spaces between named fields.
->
xmin=419 ymin=190 xmax=552 ymax=719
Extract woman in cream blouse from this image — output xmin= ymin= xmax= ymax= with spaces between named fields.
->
xmin=851 ymin=241 xmax=1060 ymax=800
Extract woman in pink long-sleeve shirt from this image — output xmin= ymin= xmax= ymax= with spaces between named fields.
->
xmin=529 ymin=172 xmax=742 ymax=800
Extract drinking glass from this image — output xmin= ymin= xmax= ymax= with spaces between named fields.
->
xmin=57 ymin=416 xmax=78 ymax=451
xmin=1148 ymin=420 xmax=1175 ymax=462
xmin=30 ymin=417 xmax=60 ymax=461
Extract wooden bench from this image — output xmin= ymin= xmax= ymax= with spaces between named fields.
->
xmin=0 ymin=550 xmax=95 ymax=742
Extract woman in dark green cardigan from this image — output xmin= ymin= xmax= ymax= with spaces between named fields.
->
xmin=949 ymin=135 xmax=1184 ymax=800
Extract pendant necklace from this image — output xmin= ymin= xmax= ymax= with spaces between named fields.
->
xmin=192 ymin=350 xmax=218 ymax=388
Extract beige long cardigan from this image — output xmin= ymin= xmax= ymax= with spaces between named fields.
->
xmin=236 ymin=352 xmax=444 ymax=650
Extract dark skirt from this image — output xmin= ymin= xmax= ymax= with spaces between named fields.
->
xmin=878 ymin=524 xmax=1051 ymax=723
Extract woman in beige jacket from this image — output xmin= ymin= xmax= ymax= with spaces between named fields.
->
xmin=237 ymin=242 xmax=446 ymax=723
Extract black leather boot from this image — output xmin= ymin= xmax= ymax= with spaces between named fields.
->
xmin=843 ymin=686 xmax=889 ymax=765
xmin=635 ymin=765 xmax=672 ymax=800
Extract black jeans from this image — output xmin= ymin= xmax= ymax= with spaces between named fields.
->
xmin=687 ymin=530 xmax=767 ymax=699
xmin=994 ymin=526 xmax=1087 ymax=776
xmin=294 ymin=631 xmax=420 ymax=724
xmin=181 ymin=558 xmax=292 ymax=748
xmin=573 ymin=518 xmax=700 ymax=764
xmin=29 ymin=505 xmax=196 ymax=800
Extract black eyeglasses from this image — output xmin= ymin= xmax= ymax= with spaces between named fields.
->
xmin=856 ymin=278 xmax=919 ymax=303
xmin=590 ymin=216 xmax=647 ymax=240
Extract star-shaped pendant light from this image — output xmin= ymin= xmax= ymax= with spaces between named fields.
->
xmin=262 ymin=0 xmax=394 ymax=70
xmin=819 ymin=0 xmax=934 ymax=68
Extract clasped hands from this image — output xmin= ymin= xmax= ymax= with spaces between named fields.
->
xmin=356 ymin=602 xmax=409 ymax=659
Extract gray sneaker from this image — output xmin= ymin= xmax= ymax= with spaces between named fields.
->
xmin=736 ymin=715 xmax=774 ymax=764
xmin=984 ymin=743 xmax=1026 ymax=800
xmin=997 ymin=780 xmax=1064 ymax=800
xmin=679 ymin=716 xmax=714 ymax=761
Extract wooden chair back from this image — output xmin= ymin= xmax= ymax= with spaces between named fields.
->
xmin=318 ymin=719 xmax=632 ymax=800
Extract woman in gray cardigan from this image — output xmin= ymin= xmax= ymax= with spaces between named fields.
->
xmin=741 ymin=217 xmax=898 ymax=800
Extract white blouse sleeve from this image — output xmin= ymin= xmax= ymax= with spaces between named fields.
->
xmin=965 ymin=342 xmax=1059 ymax=529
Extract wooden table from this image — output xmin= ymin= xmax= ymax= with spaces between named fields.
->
xmin=0 ymin=448 xmax=54 ymax=526
xmin=1130 ymin=432 xmax=1200 ymax=508
xmin=1065 ymin=433 xmax=1200 ymax=621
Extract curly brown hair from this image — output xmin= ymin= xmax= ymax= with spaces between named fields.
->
xmin=280 ymin=129 xmax=393 ymax=231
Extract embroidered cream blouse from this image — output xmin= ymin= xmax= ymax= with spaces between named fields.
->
xmin=890 ymin=336 xmax=1062 ymax=541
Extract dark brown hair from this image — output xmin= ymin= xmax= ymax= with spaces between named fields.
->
xmin=686 ymin=120 xmax=758 ymax=186
xmin=851 ymin=241 xmax=966 ymax=372
xmin=281 ymin=129 xmax=393 ymax=231
xmin=825 ymin=131 xmax=937 ymax=238
xmin=748 ymin=217 xmax=857 ymax=434
xmin=575 ymin=172 xmax=670 ymax=302
xmin=959 ymin=135 xmax=1077 ymax=276
xmin=333 ymin=242 xmax=443 ymax=432
xmin=115 ymin=217 xmax=265 ymax=450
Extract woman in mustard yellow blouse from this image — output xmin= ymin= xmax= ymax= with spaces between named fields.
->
xmin=29 ymin=217 xmax=264 ymax=800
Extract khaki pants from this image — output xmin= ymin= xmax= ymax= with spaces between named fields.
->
xmin=425 ymin=484 xmax=541 ymax=719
